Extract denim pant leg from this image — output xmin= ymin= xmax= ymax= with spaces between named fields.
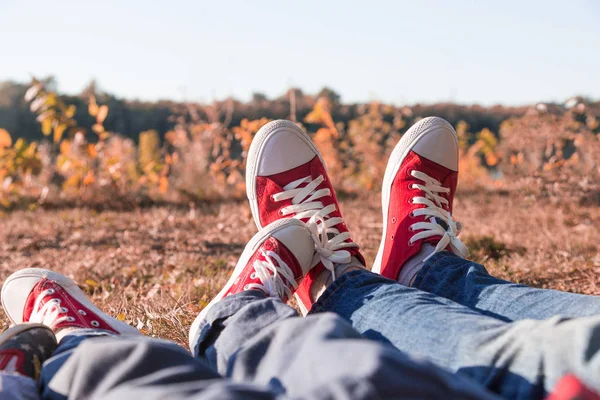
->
xmin=0 ymin=373 xmax=39 ymax=400
xmin=193 ymin=290 xmax=499 ymax=399
xmin=413 ymin=251 xmax=600 ymax=321
xmin=312 ymin=269 xmax=600 ymax=400
xmin=40 ymin=328 xmax=274 ymax=400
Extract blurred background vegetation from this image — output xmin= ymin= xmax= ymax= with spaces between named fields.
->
xmin=1 ymin=77 xmax=599 ymax=211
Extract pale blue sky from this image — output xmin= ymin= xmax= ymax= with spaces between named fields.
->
xmin=1 ymin=0 xmax=598 ymax=105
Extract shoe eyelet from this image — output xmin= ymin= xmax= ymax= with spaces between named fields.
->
xmin=391 ymin=217 xmax=397 ymax=224
xmin=91 ymin=321 xmax=100 ymax=327
xmin=250 ymin=272 xmax=257 ymax=279
xmin=244 ymin=284 xmax=250 ymax=291
xmin=270 ymin=195 xmax=276 ymax=202
xmin=78 ymin=309 xmax=87 ymax=315
xmin=390 ymin=234 xmax=395 ymax=240
xmin=408 ymin=240 xmax=415 ymax=247
xmin=407 ymin=169 xmax=415 ymax=177
xmin=410 ymin=211 xmax=416 ymax=218
xmin=47 ymin=289 xmax=55 ymax=295
xmin=277 ymin=210 xmax=283 ymax=216
xmin=67 ymin=316 xmax=76 ymax=322
xmin=53 ymin=298 xmax=62 ymax=304
xmin=60 ymin=307 xmax=69 ymax=313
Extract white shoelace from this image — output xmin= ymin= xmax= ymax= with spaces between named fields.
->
xmin=408 ymin=170 xmax=469 ymax=262
xmin=246 ymin=250 xmax=298 ymax=299
xmin=272 ymin=175 xmax=356 ymax=280
xmin=29 ymin=289 xmax=75 ymax=329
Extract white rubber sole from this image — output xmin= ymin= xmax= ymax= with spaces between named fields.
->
xmin=1 ymin=269 xmax=141 ymax=335
xmin=188 ymin=218 xmax=308 ymax=351
xmin=372 ymin=117 xmax=458 ymax=274
xmin=245 ymin=120 xmax=325 ymax=316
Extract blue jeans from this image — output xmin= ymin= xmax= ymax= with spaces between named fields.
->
xmin=413 ymin=251 xmax=600 ymax=321
xmin=311 ymin=253 xmax=600 ymax=399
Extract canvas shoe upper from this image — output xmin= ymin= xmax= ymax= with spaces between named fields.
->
xmin=188 ymin=218 xmax=316 ymax=350
xmin=246 ymin=119 xmax=365 ymax=315
xmin=372 ymin=117 xmax=469 ymax=280
xmin=2 ymin=269 xmax=140 ymax=335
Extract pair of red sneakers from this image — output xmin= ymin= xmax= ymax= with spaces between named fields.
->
xmin=188 ymin=116 xmax=469 ymax=346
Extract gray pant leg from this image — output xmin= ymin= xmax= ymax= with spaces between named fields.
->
xmin=42 ymin=336 xmax=275 ymax=400
xmin=195 ymin=291 xmax=500 ymax=399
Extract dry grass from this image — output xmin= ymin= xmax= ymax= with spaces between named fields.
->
xmin=1 ymin=185 xmax=599 ymax=348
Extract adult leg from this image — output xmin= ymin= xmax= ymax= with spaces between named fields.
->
xmin=412 ymin=251 xmax=600 ymax=321
xmin=40 ymin=330 xmax=274 ymax=400
xmin=311 ymin=269 xmax=600 ymax=400
xmin=193 ymin=291 xmax=498 ymax=399
xmin=189 ymin=218 xmax=498 ymax=399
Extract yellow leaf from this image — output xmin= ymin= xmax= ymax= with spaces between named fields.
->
xmin=159 ymin=176 xmax=169 ymax=194
xmin=97 ymin=105 xmax=109 ymax=124
xmin=65 ymin=105 xmax=76 ymax=119
xmin=85 ymin=279 xmax=99 ymax=288
xmin=0 ymin=129 xmax=11 ymax=148
xmin=83 ymin=171 xmax=95 ymax=186
xmin=88 ymin=96 xmax=98 ymax=117
xmin=63 ymin=174 xmax=80 ymax=189
xmin=54 ymin=124 xmax=67 ymax=143
xmin=116 ymin=313 xmax=126 ymax=321
xmin=87 ymin=144 xmax=98 ymax=158
xmin=41 ymin=118 xmax=52 ymax=136
xmin=60 ymin=140 xmax=71 ymax=155
xmin=92 ymin=124 xmax=105 ymax=134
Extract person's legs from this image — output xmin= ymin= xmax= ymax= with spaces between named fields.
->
xmin=188 ymin=215 xmax=498 ymax=399
xmin=372 ymin=116 xmax=600 ymax=322
xmin=311 ymin=268 xmax=600 ymax=400
xmin=412 ymin=251 xmax=600 ymax=320
xmin=193 ymin=290 xmax=498 ymax=400
xmin=40 ymin=331 xmax=275 ymax=400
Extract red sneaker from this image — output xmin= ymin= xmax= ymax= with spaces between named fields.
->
xmin=372 ymin=117 xmax=469 ymax=280
xmin=246 ymin=120 xmax=365 ymax=315
xmin=2 ymin=269 xmax=140 ymax=336
xmin=188 ymin=218 xmax=315 ymax=349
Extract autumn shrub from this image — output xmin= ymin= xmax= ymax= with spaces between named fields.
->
xmin=3 ymin=78 xmax=596 ymax=210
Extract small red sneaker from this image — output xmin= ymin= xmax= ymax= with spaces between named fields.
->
xmin=188 ymin=218 xmax=316 ymax=349
xmin=372 ymin=117 xmax=469 ymax=280
xmin=246 ymin=120 xmax=365 ymax=315
xmin=2 ymin=269 xmax=140 ymax=336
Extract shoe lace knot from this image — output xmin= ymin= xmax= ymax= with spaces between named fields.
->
xmin=408 ymin=170 xmax=469 ymax=262
xmin=272 ymin=174 xmax=356 ymax=281
xmin=247 ymin=250 xmax=298 ymax=300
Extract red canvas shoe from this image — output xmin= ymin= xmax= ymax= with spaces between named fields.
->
xmin=246 ymin=120 xmax=365 ymax=315
xmin=2 ymin=269 xmax=140 ymax=336
xmin=372 ymin=117 xmax=469 ymax=280
xmin=188 ymin=218 xmax=315 ymax=349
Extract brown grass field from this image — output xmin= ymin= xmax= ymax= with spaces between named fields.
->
xmin=2 ymin=185 xmax=599 ymax=348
